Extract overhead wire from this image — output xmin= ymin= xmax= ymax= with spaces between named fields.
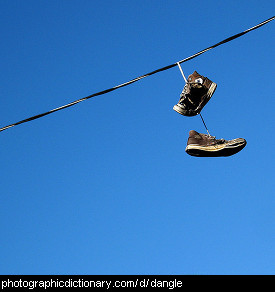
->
xmin=0 ymin=15 xmax=274 ymax=133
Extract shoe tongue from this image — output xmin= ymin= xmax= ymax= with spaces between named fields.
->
xmin=191 ymin=71 xmax=200 ymax=77
xmin=189 ymin=71 xmax=202 ymax=81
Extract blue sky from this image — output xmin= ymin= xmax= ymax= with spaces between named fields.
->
xmin=0 ymin=0 xmax=274 ymax=275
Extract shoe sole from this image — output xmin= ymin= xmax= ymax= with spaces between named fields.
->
xmin=207 ymin=82 xmax=217 ymax=99
xmin=173 ymin=82 xmax=217 ymax=116
xmin=185 ymin=139 xmax=247 ymax=157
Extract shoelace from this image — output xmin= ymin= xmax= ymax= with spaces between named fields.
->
xmin=203 ymin=133 xmax=226 ymax=144
xmin=180 ymin=82 xmax=205 ymax=105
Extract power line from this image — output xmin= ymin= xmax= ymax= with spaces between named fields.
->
xmin=1 ymin=16 xmax=274 ymax=133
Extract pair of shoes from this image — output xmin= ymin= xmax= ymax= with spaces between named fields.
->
xmin=173 ymin=71 xmax=247 ymax=157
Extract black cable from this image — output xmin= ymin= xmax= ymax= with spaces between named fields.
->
xmin=1 ymin=16 xmax=274 ymax=133
xmin=199 ymin=114 xmax=211 ymax=136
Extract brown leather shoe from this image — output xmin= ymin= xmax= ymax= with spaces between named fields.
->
xmin=173 ymin=71 xmax=217 ymax=116
xmin=185 ymin=130 xmax=247 ymax=157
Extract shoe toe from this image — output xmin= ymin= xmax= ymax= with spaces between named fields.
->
xmin=228 ymin=138 xmax=247 ymax=147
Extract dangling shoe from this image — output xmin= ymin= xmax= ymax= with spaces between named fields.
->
xmin=185 ymin=130 xmax=247 ymax=157
xmin=173 ymin=71 xmax=217 ymax=116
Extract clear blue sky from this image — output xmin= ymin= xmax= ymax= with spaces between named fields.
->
xmin=0 ymin=0 xmax=274 ymax=275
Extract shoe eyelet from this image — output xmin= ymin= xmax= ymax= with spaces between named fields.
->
xmin=195 ymin=78 xmax=203 ymax=84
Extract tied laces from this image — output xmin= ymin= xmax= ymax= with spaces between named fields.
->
xmin=200 ymin=132 xmax=226 ymax=145
xmin=211 ymin=136 xmax=226 ymax=144
xmin=207 ymin=134 xmax=227 ymax=146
